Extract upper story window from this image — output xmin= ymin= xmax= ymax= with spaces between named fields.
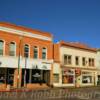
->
xmin=24 ymin=44 xmax=29 ymax=58
xmin=42 ymin=47 xmax=47 ymax=59
xmin=64 ymin=55 xmax=72 ymax=65
xmin=92 ymin=59 xmax=95 ymax=66
xmin=33 ymin=46 xmax=38 ymax=59
xmin=75 ymin=56 xmax=79 ymax=65
xmin=89 ymin=58 xmax=95 ymax=66
xmin=82 ymin=57 xmax=86 ymax=66
xmin=9 ymin=42 xmax=16 ymax=56
xmin=0 ymin=40 xmax=4 ymax=56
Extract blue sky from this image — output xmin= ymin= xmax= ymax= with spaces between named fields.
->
xmin=0 ymin=0 xmax=100 ymax=48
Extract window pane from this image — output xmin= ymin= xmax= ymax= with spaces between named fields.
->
xmin=9 ymin=42 xmax=15 ymax=56
xmin=82 ymin=57 xmax=86 ymax=66
xmin=62 ymin=69 xmax=74 ymax=84
xmin=24 ymin=44 xmax=29 ymax=57
xmin=0 ymin=40 xmax=4 ymax=55
xmin=33 ymin=46 xmax=38 ymax=59
xmin=82 ymin=76 xmax=92 ymax=83
xmin=42 ymin=48 xmax=46 ymax=59
xmin=64 ymin=55 xmax=72 ymax=65
xmin=0 ymin=68 xmax=6 ymax=84
xmin=75 ymin=56 xmax=79 ymax=65
xmin=92 ymin=59 xmax=95 ymax=66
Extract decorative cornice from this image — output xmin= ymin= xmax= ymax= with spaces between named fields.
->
xmin=0 ymin=26 xmax=52 ymax=41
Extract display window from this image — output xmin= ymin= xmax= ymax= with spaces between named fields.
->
xmin=82 ymin=72 xmax=93 ymax=84
xmin=62 ymin=69 xmax=75 ymax=84
xmin=0 ymin=69 xmax=6 ymax=84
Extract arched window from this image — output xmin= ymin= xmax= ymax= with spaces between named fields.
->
xmin=33 ymin=46 xmax=38 ymax=59
xmin=0 ymin=40 xmax=4 ymax=56
xmin=42 ymin=47 xmax=47 ymax=59
xmin=24 ymin=44 xmax=29 ymax=58
xmin=9 ymin=42 xmax=16 ymax=56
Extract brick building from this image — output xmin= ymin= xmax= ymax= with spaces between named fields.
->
xmin=0 ymin=22 xmax=53 ymax=90
xmin=0 ymin=22 xmax=100 ymax=90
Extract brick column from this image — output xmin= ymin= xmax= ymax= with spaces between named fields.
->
xmin=14 ymin=68 xmax=22 ymax=88
xmin=50 ymin=64 xmax=53 ymax=87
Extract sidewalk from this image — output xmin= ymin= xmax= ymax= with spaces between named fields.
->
xmin=0 ymin=86 xmax=100 ymax=92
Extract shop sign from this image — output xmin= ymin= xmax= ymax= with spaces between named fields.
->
xmin=63 ymin=69 xmax=74 ymax=75
xmin=75 ymin=69 xmax=81 ymax=75
xmin=33 ymin=73 xmax=41 ymax=78
xmin=41 ymin=65 xmax=47 ymax=70
xmin=32 ymin=65 xmax=38 ymax=69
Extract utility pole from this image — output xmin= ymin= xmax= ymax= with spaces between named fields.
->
xmin=24 ymin=56 xmax=27 ymax=87
xmin=17 ymin=37 xmax=22 ymax=88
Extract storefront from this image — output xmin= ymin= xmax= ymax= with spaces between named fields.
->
xmin=62 ymin=68 xmax=75 ymax=86
xmin=21 ymin=64 xmax=51 ymax=88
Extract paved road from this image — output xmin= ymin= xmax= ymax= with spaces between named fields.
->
xmin=0 ymin=87 xmax=100 ymax=100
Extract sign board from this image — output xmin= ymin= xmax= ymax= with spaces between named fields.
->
xmin=32 ymin=63 xmax=51 ymax=70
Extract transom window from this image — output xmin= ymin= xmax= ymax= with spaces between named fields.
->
xmin=24 ymin=44 xmax=29 ymax=58
xmin=9 ymin=42 xmax=16 ymax=56
xmin=0 ymin=40 xmax=4 ymax=56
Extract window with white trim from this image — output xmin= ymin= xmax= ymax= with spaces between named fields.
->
xmin=75 ymin=56 xmax=79 ymax=65
xmin=0 ymin=40 xmax=4 ymax=56
xmin=42 ymin=47 xmax=47 ymax=59
xmin=33 ymin=46 xmax=38 ymax=59
xmin=64 ymin=55 xmax=72 ymax=65
xmin=24 ymin=44 xmax=29 ymax=58
xmin=9 ymin=42 xmax=16 ymax=56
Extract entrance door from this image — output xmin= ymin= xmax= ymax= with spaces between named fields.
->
xmin=6 ymin=68 xmax=14 ymax=86
xmin=43 ymin=70 xmax=50 ymax=85
xmin=97 ymin=75 xmax=100 ymax=85
xmin=21 ymin=69 xmax=29 ymax=87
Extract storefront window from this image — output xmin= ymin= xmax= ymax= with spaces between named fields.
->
xmin=53 ymin=74 xmax=59 ymax=83
xmin=7 ymin=69 xmax=14 ymax=86
xmin=32 ymin=69 xmax=41 ymax=83
xmin=62 ymin=69 xmax=74 ymax=84
xmin=82 ymin=72 xmax=93 ymax=84
xmin=0 ymin=69 xmax=6 ymax=84
xmin=82 ymin=76 xmax=92 ymax=83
